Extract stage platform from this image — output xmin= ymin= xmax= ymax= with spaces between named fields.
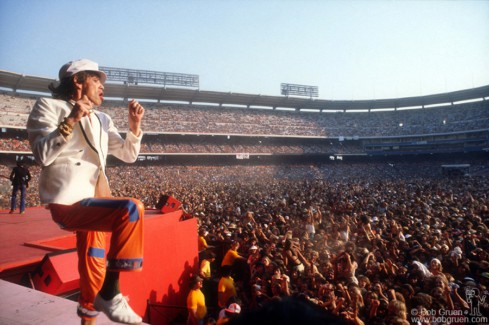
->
xmin=0 ymin=207 xmax=72 ymax=267
xmin=0 ymin=279 xmax=149 ymax=324
xmin=1 ymin=207 xmax=192 ymax=324
xmin=0 ymin=207 xmax=163 ymax=281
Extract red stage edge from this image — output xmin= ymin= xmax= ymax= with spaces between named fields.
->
xmin=121 ymin=209 xmax=199 ymax=324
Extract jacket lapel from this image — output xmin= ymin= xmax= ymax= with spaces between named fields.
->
xmin=79 ymin=112 xmax=112 ymax=197
xmin=79 ymin=114 xmax=105 ymax=166
xmin=80 ymin=116 xmax=96 ymax=145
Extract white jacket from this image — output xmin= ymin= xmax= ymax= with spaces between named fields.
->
xmin=27 ymin=97 xmax=142 ymax=205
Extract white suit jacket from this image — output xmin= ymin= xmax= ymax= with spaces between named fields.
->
xmin=27 ymin=97 xmax=142 ymax=205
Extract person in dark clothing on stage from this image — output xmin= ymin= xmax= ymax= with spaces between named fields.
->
xmin=9 ymin=161 xmax=31 ymax=214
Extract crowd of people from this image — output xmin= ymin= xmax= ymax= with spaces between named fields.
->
xmin=180 ymin=166 xmax=489 ymax=324
xmin=4 ymin=161 xmax=489 ymax=324
xmin=2 ymin=91 xmax=488 ymax=161
xmin=2 ymin=92 xmax=488 ymax=138
xmin=2 ymin=160 xmax=489 ymax=324
xmin=0 ymin=133 xmax=363 ymax=155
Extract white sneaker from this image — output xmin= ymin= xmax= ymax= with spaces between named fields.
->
xmin=94 ymin=293 xmax=142 ymax=324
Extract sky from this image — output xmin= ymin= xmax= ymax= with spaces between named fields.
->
xmin=0 ymin=0 xmax=488 ymax=100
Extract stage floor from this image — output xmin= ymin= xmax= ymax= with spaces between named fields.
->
xmin=0 ymin=207 xmax=73 ymax=272
xmin=0 ymin=279 xmax=143 ymax=324
xmin=0 ymin=207 xmax=159 ymax=324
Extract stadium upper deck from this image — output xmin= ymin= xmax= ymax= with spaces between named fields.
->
xmin=0 ymin=70 xmax=489 ymax=111
xmin=1 ymin=70 xmax=489 ymax=137
xmin=1 ymin=69 xmax=489 ymax=111
xmin=1 ymin=70 xmax=488 ymax=159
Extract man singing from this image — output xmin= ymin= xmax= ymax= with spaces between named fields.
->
xmin=27 ymin=59 xmax=145 ymax=324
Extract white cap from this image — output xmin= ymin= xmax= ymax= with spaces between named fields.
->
xmin=225 ymin=303 xmax=241 ymax=314
xmin=59 ymin=59 xmax=107 ymax=83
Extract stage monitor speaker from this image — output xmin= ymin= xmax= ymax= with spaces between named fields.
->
xmin=31 ymin=248 xmax=79 ymax=296
xmin=156 ymin=195 xmax=182 ymax=214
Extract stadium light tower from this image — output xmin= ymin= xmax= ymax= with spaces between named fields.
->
xmin=281 ymin=83 xmax=319 ymax=98
xmin=100 ymin=66 xmax=199 ymax=88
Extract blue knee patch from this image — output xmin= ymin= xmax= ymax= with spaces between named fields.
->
xmin=80 ymin=198 xmax=141 ymax=222
xmin=88 ymin=247 xmax=105 ymax=258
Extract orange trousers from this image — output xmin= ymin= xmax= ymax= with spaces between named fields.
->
xmin=48 ymin=197 xmax=144 ymax=320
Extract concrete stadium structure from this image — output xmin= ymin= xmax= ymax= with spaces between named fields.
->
xmin=1 ymin=69 xmax=488 ymax=166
